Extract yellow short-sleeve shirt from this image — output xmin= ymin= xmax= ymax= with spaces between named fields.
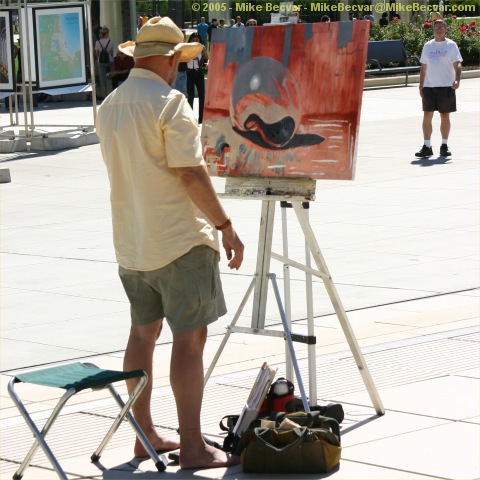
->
xmin=97 ymin=68 xmax=218 ymax=271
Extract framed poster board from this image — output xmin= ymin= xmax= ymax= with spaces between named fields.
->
xmin=0 ymin=10 xmax=15 ymax=91
xmin=202 ymin=22 xmax=370 ymax=181
xmin=33 ymin=5 xmax=86 ymax=88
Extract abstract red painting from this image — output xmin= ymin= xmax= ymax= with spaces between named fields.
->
xmin=202 ymin=21 xmax=369 ymax=180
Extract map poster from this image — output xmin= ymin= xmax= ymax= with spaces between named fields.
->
xmin=0 ymin=10 xmax=15 ymax=91
xmin=202 ymin=22 xmax=369 ymax=181
xmin=33 ymin=6 xmax=86 ymax=89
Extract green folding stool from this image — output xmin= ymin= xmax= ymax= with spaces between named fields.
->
xmin=8 ymin=362 xmax=168 ymax=479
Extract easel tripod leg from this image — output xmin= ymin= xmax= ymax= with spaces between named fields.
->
xmin=204 ymin=277 xmax=256 ymax=385
xmin=269 ymin=273 xmax=310 ymax=413
xmin=292 ymin=203 xmax=385 ymax=415
xmin=281 ymin=204 xmax=294 ymax=382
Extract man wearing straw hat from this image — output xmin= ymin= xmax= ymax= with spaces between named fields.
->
xmin=96 ymin=17 xmax=243 ymax=469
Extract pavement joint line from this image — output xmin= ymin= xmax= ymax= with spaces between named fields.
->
xmin=1 ymin=251 xmax=117 ymax=263
xmin=341 ymin=415 xmax=454 ymax=446
xmin=4 ymin=325 xmax=475 ymax=428
xmin=341 ymin=459 xmax=450 ymax=480
xmin=2 ymin=291 xmax=477 ymax=376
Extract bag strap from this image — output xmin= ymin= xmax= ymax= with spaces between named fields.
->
xmin=219 ymin=415 xmax=239 ymax=432
xmin=100 ymin=39 xmax=110 ymax=52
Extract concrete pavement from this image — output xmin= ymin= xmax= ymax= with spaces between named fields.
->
xmin=0 ymin=78 xmax=479 ymax=479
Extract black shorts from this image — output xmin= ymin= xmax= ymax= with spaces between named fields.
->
xmin=422 ymin=87 xmax=456 ymax=113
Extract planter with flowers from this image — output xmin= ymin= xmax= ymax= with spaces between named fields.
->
xmin=369 ymin=16 xmax=480 ymax=67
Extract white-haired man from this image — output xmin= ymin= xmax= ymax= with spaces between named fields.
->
xmin=96 ymin=17 xmax=243 ymax=469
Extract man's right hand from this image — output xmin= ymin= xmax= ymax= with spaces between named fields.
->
xmin=221 ymin=226 xmax=244 ymax=270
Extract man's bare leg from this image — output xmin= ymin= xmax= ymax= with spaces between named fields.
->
xmin=124 ymin=319 xmax=180 ymax=457
xmin=171 ymin=326 xmax=239 ymax=469
xmin=439 ymin=112 xmax=451 ymax=140
xmin=422 ymin=111 xmax=434 ymax=141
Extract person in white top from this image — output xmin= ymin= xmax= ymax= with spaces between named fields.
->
xmin=416 ymin=19 xmax=462 ymax=158
xmin=232 ymin=16 xmax=244 ymax=27
xmin=94 ymin=27 xmax=115 ymax=99
xmin=186 ymin=33 xmax=208 ymax=124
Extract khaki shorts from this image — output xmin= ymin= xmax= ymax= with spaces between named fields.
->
xmin=119 ymin=246 xmax=227 ymax=333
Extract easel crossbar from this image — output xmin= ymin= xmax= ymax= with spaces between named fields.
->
xmin=228 ymin=325 xmax=316 ymax=345
xmin=271 ymin=252 xmax=330 ymax=281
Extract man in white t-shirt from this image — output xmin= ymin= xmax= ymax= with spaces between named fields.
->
xmin=97 ymin=17 xmax=243 ymax=470
xmin=232 ymin=16 xmax=244 ymax=27
xmin=416 ymin=19 xmax=462 ymax=158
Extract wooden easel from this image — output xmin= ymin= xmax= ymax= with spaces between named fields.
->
xmin=205 ymin=178 xmax=384 ymax=416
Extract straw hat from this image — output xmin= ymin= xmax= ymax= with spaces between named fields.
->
xmin=119 ymin=16 xmax=202 ymax=62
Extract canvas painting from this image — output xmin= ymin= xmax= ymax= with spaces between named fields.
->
xmin=0 ymin=10 xmax=15 ymax=91
xmin=33 ymin=6 xmax=86 ymax=88
xmin=202 ymin=21 xmax=370 ymax=180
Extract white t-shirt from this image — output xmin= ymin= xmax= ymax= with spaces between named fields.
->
xmin=97 ymin=68 xmax=218 ymax=271
xmin=187 ymin=53 xmax=203 ymax=70
xmin=420 ymin=38 xmax=462 ymax=87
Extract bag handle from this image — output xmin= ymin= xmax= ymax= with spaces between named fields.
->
xmin=219 ymin=415 xmax=238 ymax=432
xmin=253 ymin=427 xmax=306 ymax=453
xmin=278 ymin=412 xmax=341 ymax=439
xmin=316 ymin=416 xmax=340 ymax=440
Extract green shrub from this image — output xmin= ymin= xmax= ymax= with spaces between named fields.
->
xmin=369 ymin=17 xmax=480 ymax=66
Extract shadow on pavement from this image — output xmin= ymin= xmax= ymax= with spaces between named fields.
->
xmin=411 ymin=156 xmax=452 ymax=166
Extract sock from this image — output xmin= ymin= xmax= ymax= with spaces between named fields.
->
xmin=424 ymin=140 xmax=431 ymax=147
xmin=442 ymin=139 xmax=448 ymax=145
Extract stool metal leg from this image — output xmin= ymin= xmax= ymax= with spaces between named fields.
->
xmin=91 ymin=376 xmax=167 ymax=472
xmin=8 ymin=378 xmax=75 ymax=480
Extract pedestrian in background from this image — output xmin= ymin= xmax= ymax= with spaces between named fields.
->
xmin=197 ymin=17 xmax=208 ymax=44
xmin=186 ymin=32 xmax=208 ymax=124
xmin=95 ymin=26 xmax=114 ymax=99
xmin=415 ymin=19 xmax=462 ymax=158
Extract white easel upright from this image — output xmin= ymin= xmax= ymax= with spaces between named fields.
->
xmin=205 ymin=177 xmax=385 ymax=416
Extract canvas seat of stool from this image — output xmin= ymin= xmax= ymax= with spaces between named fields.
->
xmin=8 ymin=362 xmax=168 ymax=480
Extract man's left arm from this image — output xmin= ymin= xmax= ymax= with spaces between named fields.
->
xmin=452 ymin=61 xmax=462 ymax=90
xmin=176 ymin=166 xmax=244 ymax=270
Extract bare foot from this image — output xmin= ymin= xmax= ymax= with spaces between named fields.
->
xmin=180 ymin=443 xmax=240 ymax=469
xmin=134 ymin=432 xmax=180 ymax=458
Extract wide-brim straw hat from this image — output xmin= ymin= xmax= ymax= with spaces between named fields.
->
xmin=119 ymin=16 xmax=202 ymax=62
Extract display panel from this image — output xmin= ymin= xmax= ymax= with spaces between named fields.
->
xmin=33 ymin=5 xmax=86 ymax=88
xmin=0 ymin=10 xmax=15 ymax=91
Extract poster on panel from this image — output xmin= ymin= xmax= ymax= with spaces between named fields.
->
xmin=0 ymin=10 xmax=15 ymax=91
xmin=33 ymin=5 xmax=86 ymax=88
xmin=19 ymin=6 xmax=36 ymax=82
xmin=202 ymin=22 xmax=369 ymax=181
